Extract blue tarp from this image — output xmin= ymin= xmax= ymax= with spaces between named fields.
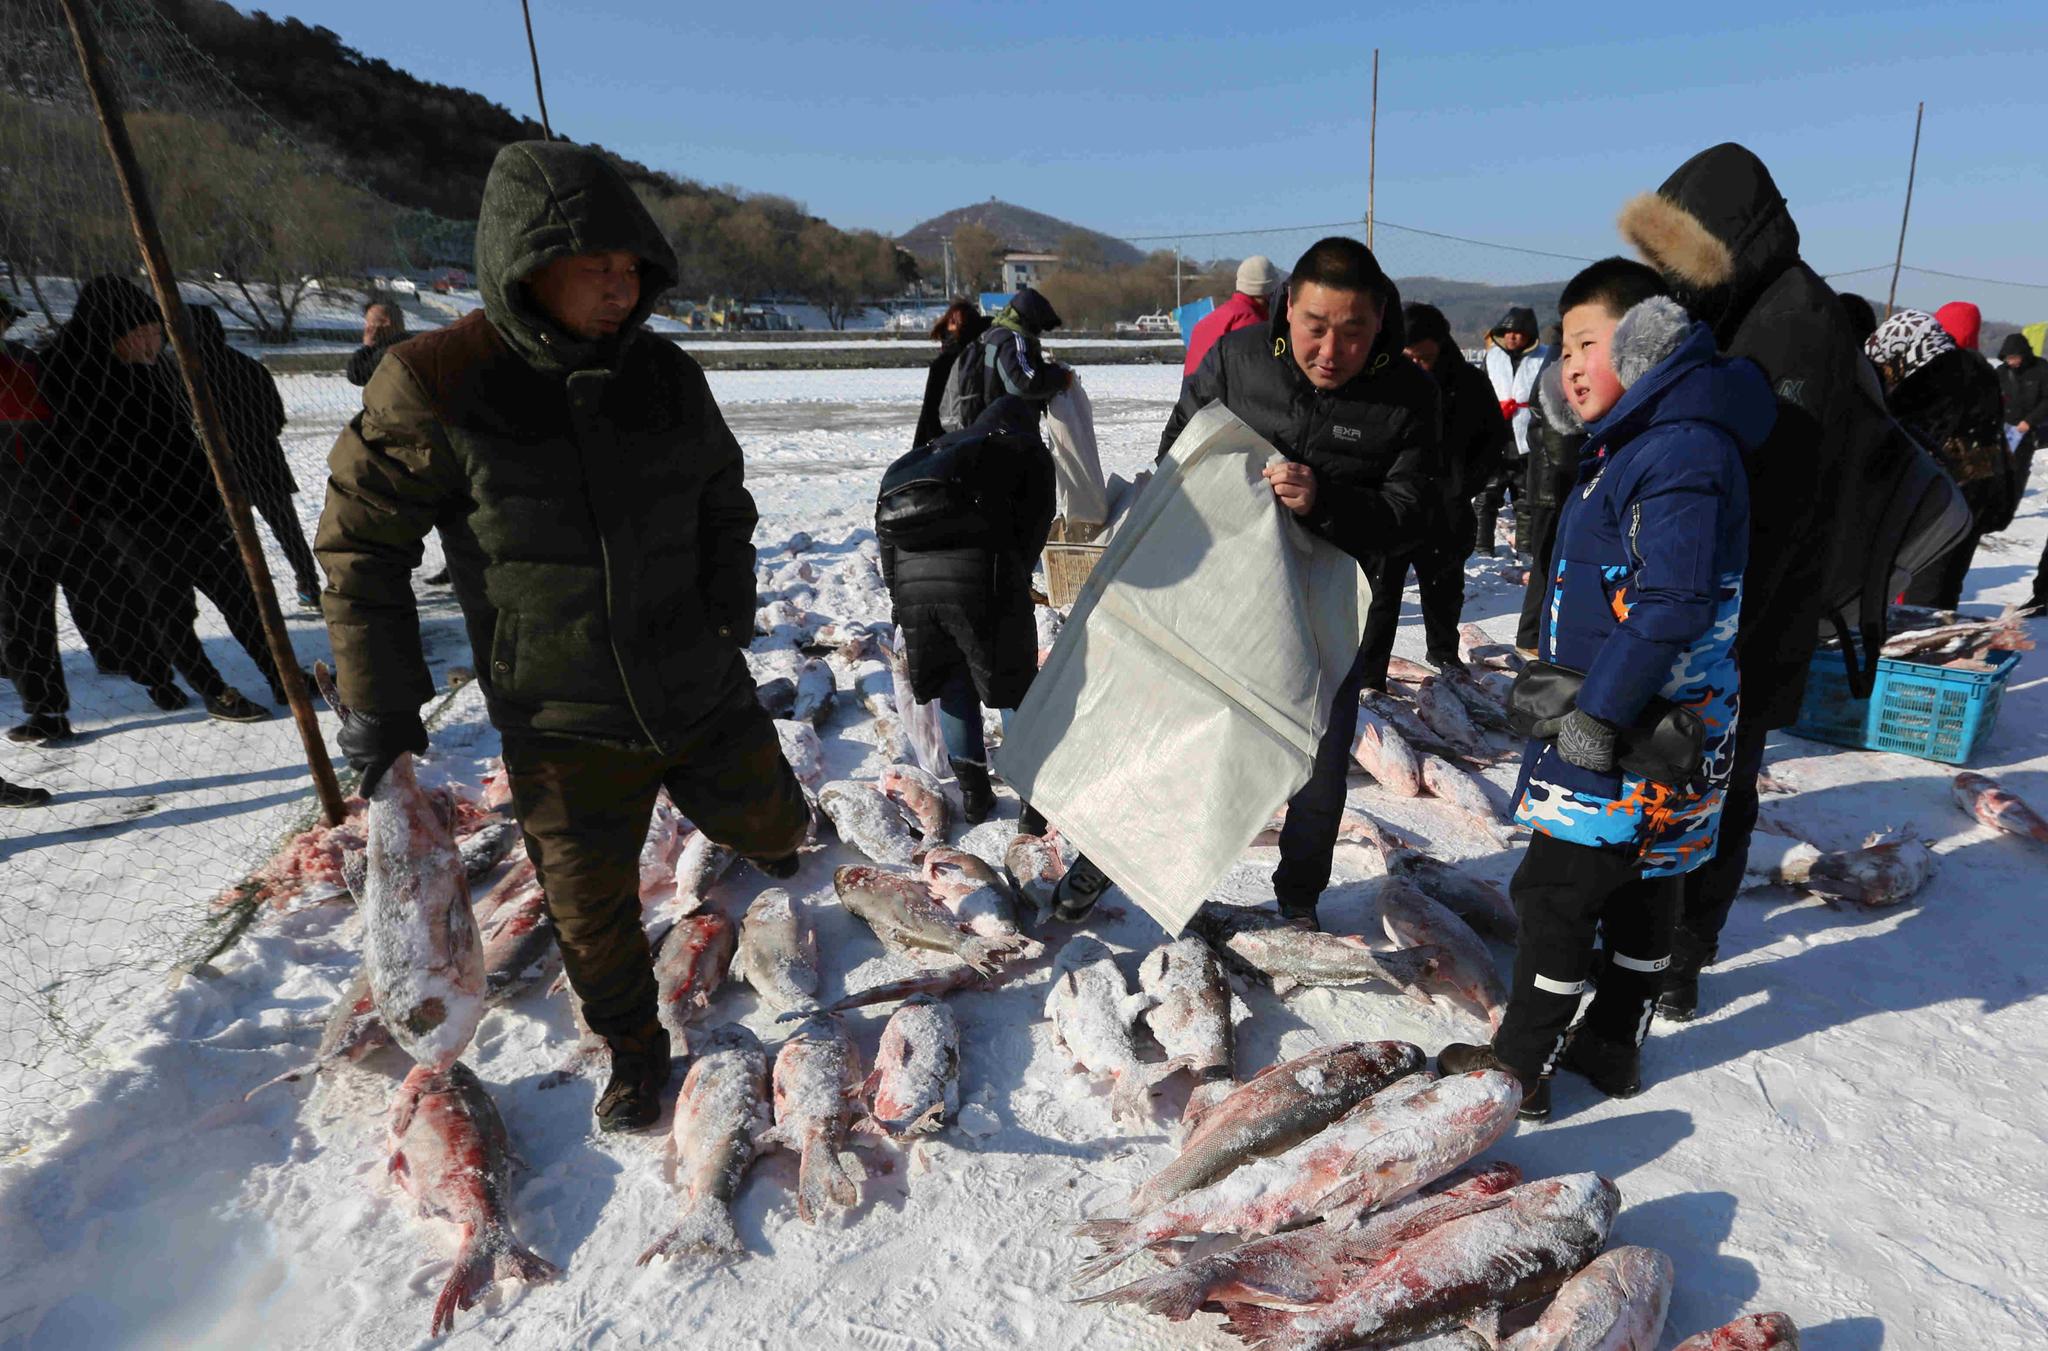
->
xmin=979 ymin=291 xmax=1015 ymax=316
xmin=1174 ymin=297 xmax=1217 ymax=342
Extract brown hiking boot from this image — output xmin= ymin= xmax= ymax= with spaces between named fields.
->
xmin=595 ymin=1022 xmax=672 ymax=1133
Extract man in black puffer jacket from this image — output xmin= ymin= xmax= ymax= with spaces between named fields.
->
xmin=1053 ymin=236 xmax=1439 ymax=927
xmin=1618 ymin=143 xmax=1869 ymax=1018
xmin=880 ymin=395 xmax=1055 ymax=824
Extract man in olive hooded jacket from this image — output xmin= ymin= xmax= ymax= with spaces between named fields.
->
xmin=318 ymin=141 xmax=808 ymax=1131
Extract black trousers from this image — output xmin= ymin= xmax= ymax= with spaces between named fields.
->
xmin=1356 ymin=534 xmax=1469 ymax=688
xmin=1673 ymin=711 xmax=1769 ymax=968
xmin=1473 ymin=472 xmax=1518 ymax=553
xmin=252 ymin=485 xmax=320 ymax=596
xmin=0 ymin=548 xmax=68 ymax=717
xmin=120 ymin=531 xmax=286 ymax=700
xmin=1273 ymin=636 xmax=1373 ymax=912
xmin=1516 ymin=503 xmax=1562 ymax=652
xmin=1493 ymin=831 xmax=1679 ymax=1082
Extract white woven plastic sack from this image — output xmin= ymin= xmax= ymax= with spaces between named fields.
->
xmin=996 ymin=403 xmax=1366 ymax=935
xmin=1046 ymin=379 xmax=1110 ymax=527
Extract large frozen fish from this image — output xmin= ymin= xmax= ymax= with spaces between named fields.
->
xmin=479 ymin=884 xmax=559 ymax=1004
xmin=1136 ymin=937 xmax=1234 ymax=1085
xmin=834 ymin=865 xmax=1033 ymax=974
xmin=878 ymin=762 xmax=952 ymax=853
xmin=775 ymin=719 xmax=826 ymax=791
xmin=652 ymin=912 xmax=736 ymax=1051
xmin=1083 ymin=1162 xmax=1521 ymax=1320
xmin=922 ymin=847 xmax=1042 ymax=958
xmin=1362 ymin=689 xmax=1466 ymax=761
xmin=1413 ymin=676 xmax=1483 ymax=749
xmin=819 ymin=780 xmax=921 ymax=867
xmin=1439 ymin=667 xmax=1511 ymax=731
xmin=1422 ymin=754 xmax=1510 ymax=838
xmin=860 ymin=994 xmax=961 ymax=1137
xmin=387 ymin=1062 xmax=559 ymax=1335
xmin=1376 ymin=879 xmax=1507 ymax=1032
xmin=673 ymin=830 xmax=739 ymax=914
xmin=1953 ymin=771 xmax=2048 ymax=845
xmin=1353 ymin=814 xmax=1517 ymax=941
xmin=1671 ymin=1313 xmax=1800 ymax=1351
xmin=1046 ymin=936 xmax=1193 ymax=1123
xmin=638 ymin=1025 xmax=772 ymax=1267
xmin=792 ymin=658 xmax=836 ymax=726
xmin=1004 ymin=832 xmax=1068 ymax=924
xmin=360 ymin=753 xmax=485 ymax=1072
xmin=1075 ymin=1071 xmax=1520 ymax=1280
xmin=734 ymin=889 xmax=820 ymax=1014
xmin=764 ymin=1015 xmax=866 ymax=1223
xmin=1498 ymin=1244 xmax=1673 ymax=1350
xmin=244 ymin=967 xmax=390 ymax=1099
xmin=1188 ymin=903 xmax=1442 ymax=1006
xmin=1219 ymin=1172 xmax=1620 ymax=1351
xmin=1353 ymin=703 xmax=1424 ymax=797
xmin=1805 ymin=827 xmax=1935 ymax=907
xmin=1127 ymin=1040 xmax=1425 ymax=1214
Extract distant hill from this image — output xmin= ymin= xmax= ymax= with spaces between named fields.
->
xmin=1391 ymin=276 xmax=1568 ymax=349
xmin=898 ymin=201 xmax=1145 ymax=269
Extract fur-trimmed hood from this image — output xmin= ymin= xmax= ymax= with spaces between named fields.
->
xmin=1537 ymin=295 xmax=1697 ymax=436
xmin=1618 ymin=143 xmax=1800 ymax=336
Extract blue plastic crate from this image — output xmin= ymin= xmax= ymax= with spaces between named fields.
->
xmin=1791 ymin=647 xmax=2021 ymax=764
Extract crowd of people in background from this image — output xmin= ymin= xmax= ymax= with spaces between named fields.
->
xmin=0 ymin=275 xmax=323 ymax=807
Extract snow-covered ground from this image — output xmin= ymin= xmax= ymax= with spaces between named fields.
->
xmin=2 ymin=362 xmax=2046 ymax=1349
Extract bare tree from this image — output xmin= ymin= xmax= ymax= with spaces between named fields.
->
xmin=950 ymin=222 xmax=1004 ymax=293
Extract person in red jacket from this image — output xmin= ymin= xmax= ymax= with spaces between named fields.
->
xmin=1182 ymin=255 xmax=1284 ymax=377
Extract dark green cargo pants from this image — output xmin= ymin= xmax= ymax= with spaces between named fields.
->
xmin=502 ymin=704 xmax=809 ymax=1041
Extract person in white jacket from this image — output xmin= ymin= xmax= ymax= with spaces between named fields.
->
xmin=1474 ymin=305 xmax=1549 ymax=554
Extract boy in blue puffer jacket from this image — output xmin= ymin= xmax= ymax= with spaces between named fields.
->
xmin=1441 ymin=258 xmax=1773 ymax=1120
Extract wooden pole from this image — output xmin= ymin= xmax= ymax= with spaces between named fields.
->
xmin=1886 ymin=101 xmax=1924 ymax=318
xmin=1367 ymin=49 xmax=1379 ymax=250
xmin=521 ymin=0 xmax=554 ymax=139
xmin=58 ymin=0 xmax=348 ymax=827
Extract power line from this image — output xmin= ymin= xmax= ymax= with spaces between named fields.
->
xmin=1116 ymin=216 xmax=1600 ymax=265
xmin=1901 ymin=264 xmax=2048 ymax=292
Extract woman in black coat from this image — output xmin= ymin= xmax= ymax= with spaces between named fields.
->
xmin=913 ymin=299 xmax=992 ymax=449
xmin=881 ymin=396 xmax=1054 ymax=824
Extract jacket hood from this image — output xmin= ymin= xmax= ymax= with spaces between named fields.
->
xmin=189 ymin=305 xmax=229 ymax=352
xmin=1491 ymin=305 xmax=1538 ymax=339
xmin=1618 ymin=143 xmax=1800 ymax=336
xmin=68 ymin=276 xmax=160 ymax=343
xmin=2001 ymin=332 xmax=2038 ymax=362
xmin=475 ymin=140 xmax=679 ymax=374
xmin=1934 ymin=301 xmax=1981 ymax=351
xmin=1578 ymin=299 xmax=1775 ymax=454
xmin=999 ymin=286 xmax=1062 ymax=334
xmin=1268 ymin=270 xmax=1409 ymax=390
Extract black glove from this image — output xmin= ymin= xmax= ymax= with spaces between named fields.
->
xmin=337 ymin=708 xmax=427 ymax=798
xmin=1534 ymin=707 xmax=1618 ymax=773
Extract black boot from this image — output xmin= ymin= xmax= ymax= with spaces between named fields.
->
xmin=1438 ymin=1042 xmax=1550 ymax=1121
xmin=1052 ymin=854 xmax=1113 ymax=923
xmin=953 ymin=759 xmax=996 ymax=825
xmin=1274 ymin=892 xmax=1322 ymax=931
xmin=596 ymin=1022 xmax=672 ymax=1133
xmin=1656 ymin=931 xmax=1715 ymax=1023
xmin=145 ymin=682 xmax=190 ymax=712
xmin=1018 ymin=803 xmax=1047 ymax=836
xmin=0 ymin=777 xmax=52 ymax=809
xmin=750 ymin=852 xmax=801 ymax=880
xmin=1560 ymin=1025 xmax=1643 ymax=1099
xmin=205 ymin=689 xmax=269 ymax=724
xmin=6 ymin=714 xmax=73 ymax=746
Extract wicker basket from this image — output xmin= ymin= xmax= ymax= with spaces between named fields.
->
xmin=1043 ymin=541 xmax=1106 ymax=608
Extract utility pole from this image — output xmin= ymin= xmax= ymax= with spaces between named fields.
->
xmin=1368 ymin=49 xmax=1380 ymax=250
xmin=1175 ymin=243 xmax=1183 ymax=312
xmin=1886 ymin=101 xmax=1925 ymax=318
xmin=942 ymin=236 xmax=954 ymax=300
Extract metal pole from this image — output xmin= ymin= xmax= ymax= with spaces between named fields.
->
xmin=1886 ymin=101 xmax=1924 ymax=318
xmin=521 ymin=0 xmax=554 ymax=139
xmin=58 ymin=0 xmax=348 ymax=827
xmin=1175 ymin=244 xmax=1183 ymax=311
xmin=1368 ymin=49 xmax=1379 ymax=250
xmin=943 ymin=236 xmax=954 ymax=299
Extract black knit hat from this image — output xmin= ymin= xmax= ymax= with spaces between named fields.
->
xmin=2000 ymin=331 xmax=2036 ymax=360
xmin=72 ymin=275 xmax=161 ymax=340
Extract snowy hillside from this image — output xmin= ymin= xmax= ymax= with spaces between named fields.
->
xmin=1 ymin=364 xmax=2045 ymax=1349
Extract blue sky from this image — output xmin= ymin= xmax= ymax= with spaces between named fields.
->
xmin=270 ymin=1 xmax=2047 ymax=319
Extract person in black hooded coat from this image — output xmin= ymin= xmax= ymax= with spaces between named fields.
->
xmin=188 ymin=306 xmax=320 ymax=604
xmin=41 ymin=276 xmax=282 ymax=722
xmin=913 ymin=300 xmax=992 ymax=449
xmin=879 ymin=395 xmax=1055 ymax=824
xmin=1617 ymin=143 xmax=1869 ymax=1017
xmin=1049 ymin=236 xmax=1438 ymax=927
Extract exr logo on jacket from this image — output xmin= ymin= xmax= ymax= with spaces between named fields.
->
xmin=1332 ymin=425 xmax=1363 ymax=442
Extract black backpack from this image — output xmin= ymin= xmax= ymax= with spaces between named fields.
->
xmin=1816 ymin=361 xmax=1974 ymax=697
xmin=936 ymin=334 xmax=992 ymax=434
xmin=875 ymin=422 xmax=1006 ymax=552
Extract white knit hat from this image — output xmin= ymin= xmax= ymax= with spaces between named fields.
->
xmin=1235 ymin=255 xmax=1282 ymax=297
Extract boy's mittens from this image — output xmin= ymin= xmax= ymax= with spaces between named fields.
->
xmin=1535 ymin=707 xmax=1619 ymax=773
